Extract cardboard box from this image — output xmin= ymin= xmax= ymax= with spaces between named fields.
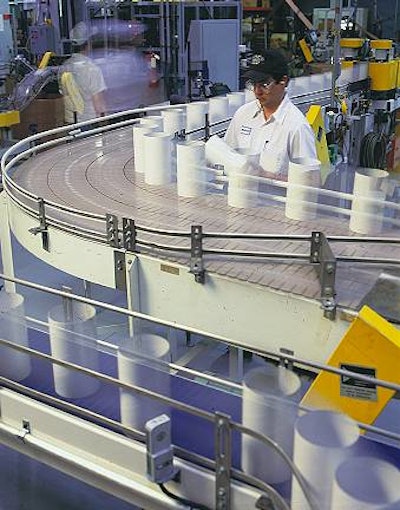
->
xmin=12 ymin=93 xmax=65 ymax=140
xmin=242 ymin=0 xmax=258 ymax=8
xmin=242 ymin=0 xmax=270 ymax=8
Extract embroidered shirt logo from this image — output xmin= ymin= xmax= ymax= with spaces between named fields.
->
xmin=240 ymin=125 xmax=252 ymax=135
xmin=250 ymin=54 xmax=265 ymax=65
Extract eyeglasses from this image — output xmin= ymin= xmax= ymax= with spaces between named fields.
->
xmin=245 ymin=79 xmax=276 ymax=91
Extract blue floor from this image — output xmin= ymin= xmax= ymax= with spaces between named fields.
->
xmin=24 ymin=328 xmax=243 ymax=465
xmin=0 ymin=444 xmax=139 ymax=510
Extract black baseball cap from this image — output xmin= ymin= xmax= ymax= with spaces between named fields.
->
xmin=243 ymin=49 xmax=289 ymax=82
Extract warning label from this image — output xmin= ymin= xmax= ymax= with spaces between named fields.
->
xmin=340 ymin=364 xmax=377 ymax=401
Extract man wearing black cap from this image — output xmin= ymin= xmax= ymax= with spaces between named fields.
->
xmin=224 ymin=49 xmax=317 ymax=179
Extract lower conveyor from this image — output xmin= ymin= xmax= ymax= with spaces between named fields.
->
xmin=1 ymin=320 xmax=400 ymax=509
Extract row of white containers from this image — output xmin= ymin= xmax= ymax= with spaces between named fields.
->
xmin=133 ymin=94 xmax=391 ymax=236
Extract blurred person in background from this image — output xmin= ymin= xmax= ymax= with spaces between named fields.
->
xmin=60 ymin=21 xmax=107 ymax=124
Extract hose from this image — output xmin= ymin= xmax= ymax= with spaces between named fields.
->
xmin=359 ymin=132 xmax=388 ymax=169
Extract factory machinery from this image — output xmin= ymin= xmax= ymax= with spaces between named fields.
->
xmin=1 ymin=0 xmax=400 ymax=506
xmin=0 ymin=0 xmax=242 ymax=135
xmin=1 ymin=33 xmax=400 ymax=507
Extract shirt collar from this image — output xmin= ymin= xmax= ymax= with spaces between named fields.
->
xmin=272 ymin=93 xmax=290 ymax=125
xmin=251 ymin=93 xmax=290 ymax=124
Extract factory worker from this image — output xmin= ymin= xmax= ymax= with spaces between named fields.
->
xmin=60 ymin=22 xmax=107 ymax=124
xmin=224 ymin=49 xmax=318 ymax=180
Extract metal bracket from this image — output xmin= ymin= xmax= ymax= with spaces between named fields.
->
xmin=122 ymin=218 xmax=136 ymax=252
xmin=279 ymin=347 xmax=294 ymax=370
xmin=114 ymin=250 xmax=127 ymax=290
xmin=106 ymin=213 xmax=120 ymax=248
xmin=190 ymin=225 xmax=205 ymax=283
xmin=176 ymin=129 xmax=186 ymax=141
xmin=28 ymin=198 xmax=49 ymax=251
xmin=18 ymin=419 xmax=31 ymax=442
xmin=310 ymin=231 xmax=337 ymax=320
xmin=215 ymin=412 xmax=231 ymax=510
xmin=204 ymin=113 xmax=210 ymax=140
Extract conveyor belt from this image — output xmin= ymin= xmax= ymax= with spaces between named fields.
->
xmin=7 ymin=123 xmax=400 ymax=312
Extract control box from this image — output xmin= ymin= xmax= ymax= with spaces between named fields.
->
xmin=145 ymin=414 xmax=175 ymax=484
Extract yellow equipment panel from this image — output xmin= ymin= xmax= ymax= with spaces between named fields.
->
xmin=368 ymin=61 xmax=397 ymax=91
xmin=301 ymin=306 xmax=400 ymax=426
xmin=306 ymin=104 xmax=330 ymax=183
xmin=396 ymin=59 xmax=400 ymax=89
xmin=340 ymin=38 xmax=364 ymax=49
xmin=370 ymin=39 xmax=393 ymax=50
xmin=0 ymin=110 xmax=20 ymax=128
xmin=298 ymin=38 xmax=313 ymax=63
xmin=38 ymin=51 xmax=54 ymax=69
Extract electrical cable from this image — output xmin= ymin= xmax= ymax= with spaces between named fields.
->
xmin=359 ymin=132 xmax=388 ymax=169
xmin=158 ymin=482 xmax=212 ymax=510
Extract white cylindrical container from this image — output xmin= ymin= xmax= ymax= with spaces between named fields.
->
xmin=49 ymin=302 xmax=100 ymax=399
xmin=352 ymin=167 xmax=389 ymax=195
xmin=118 ymin=333 xmax=171 ymax=431
xmin=241 ymin=365 xmax=301 ymax=485
xmin=331 ymin=457 xmax=400 ymax=509
xmin=143 ymin=132 xmax=173 ymax=185
xmin=285 ymin=158 xmax=321 ymax=221
xmin=133 ymin=124 xmax=157 ymax=174
xmin=186 ymin=101 xmax=208 ymax=134
xmin=227 ymin=92 xmax=245 ymax=117
xmin=349 ymin=167 xmax=389 ymax=234
xmin=162 ymin=109 xmax=186 ymax=137
xmin=205 ymin=135 xmax=247 ymax=172
xmin=208 ymin=96 xmax=229 ymax=124
xmin=176 ymin=140 xmax=206 ymax=197
xmin=140 ymin=115 xmax=164 ymax=130
xmin=291 ymin=410 xmax=359 ymax=510
xmin=0 ymin=291 xmax=31 ymax=381
xmin=350 ymin=191 xmax=386 ymax=234
xmin=244 ymin=88 xmax=255 ymax=103
xmin=228 ymin=148 xmax=259 ymax=208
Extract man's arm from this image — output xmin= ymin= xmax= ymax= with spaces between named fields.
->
xmin=224 ymin=114 xmax=239 ymax=148
xmin=290 ymin=122 xmax=318 ymax=161
xmin=92 ymin=90 xmax=107 ymax=117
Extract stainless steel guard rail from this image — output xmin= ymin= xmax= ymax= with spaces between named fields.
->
xmin=2 ymin=103 xmax=400 ymax=318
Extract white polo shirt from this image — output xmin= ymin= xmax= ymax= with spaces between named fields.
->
xmin=224 ymin=95 xmax=317 ymax=177
xmin=62 ymin=53 xmax=107 ymax=122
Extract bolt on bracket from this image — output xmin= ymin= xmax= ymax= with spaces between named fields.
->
xmin=310 ymin=231 xmax=337 ymax=320
xmin=29 ymin=198 xmax=49 ymax=251
xmin=106 ymin=213 xmax=120 ymax=248
xmin=215 ymin=412 xmax=232 ymax=510
xmin=190 ymin=225 xmax=205 ymax=283
xmin=122 ymin=217 xmax=136 ymax=252
xmin=18 ymin=419 xmax=31 ymax=442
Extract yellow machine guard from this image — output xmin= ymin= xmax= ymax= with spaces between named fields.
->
xmin=38 ymin=51 xmax=55 ymax=69
xmin=340 ymin=38 xmax=364 ymax=49
xmin=298 ymin=38 xmax=313 ymax=63
xmin=0 ymin=110 xmax=20 ymax=128
xmin=368 ymin=61 xmax=397 ymax=91
xmin=306 ymin=104 xmax=330 ymax=182
xmin=301 ymin=306 xmax=400 ymax=426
